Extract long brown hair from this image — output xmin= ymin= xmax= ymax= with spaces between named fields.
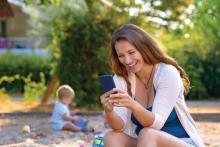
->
xmin=109 ymin=24 xmax=190 ymax=95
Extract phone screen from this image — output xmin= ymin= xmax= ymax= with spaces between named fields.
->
xmin=99 ymin=75 xmax=116 ymax=93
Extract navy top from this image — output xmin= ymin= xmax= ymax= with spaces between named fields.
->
xmin=131 ymin=107 xmax=189 ymax=138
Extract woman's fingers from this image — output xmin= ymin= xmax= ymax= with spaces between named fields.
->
xmin=111 ymin=98 xmax=130 ymax=107
xmin=100 ymin=97 xmax=114 ymax=111
xmin=100 ymin=89 xmax=116 ymax=100
xmin=115 ymin=88 xmax=126 ymax=94
xmin=110 ymin=92 xmax=128 ymax=99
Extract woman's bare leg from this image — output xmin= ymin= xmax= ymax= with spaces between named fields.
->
xmin=104 ymin=131 xmax=137 ymax=147
xmin=137 ymin=128 xmax=188 ymax=147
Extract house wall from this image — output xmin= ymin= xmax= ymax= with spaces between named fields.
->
xmin=6 ymin=3 xmax=30 ymax=37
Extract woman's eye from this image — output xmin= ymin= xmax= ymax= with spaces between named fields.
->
xmin=129 ymin=51 xmax=135 ymax=54
xmin=118 ymin=55 xmax=124 ymax=58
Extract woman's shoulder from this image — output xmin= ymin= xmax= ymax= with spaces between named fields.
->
xmin=113 ymin=74 xmax=127 ymax=89
xmin=154 ymin=63 xmax=180 ymax=84
xmin=157 ymin=63 xmax=179 ymax=75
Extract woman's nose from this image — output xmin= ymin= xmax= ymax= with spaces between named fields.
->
xmin=124 ymin=56 xmax=132 ymax=65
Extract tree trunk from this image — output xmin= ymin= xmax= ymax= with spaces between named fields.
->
xmin=41 ymin=75 xmax=59 ymax=104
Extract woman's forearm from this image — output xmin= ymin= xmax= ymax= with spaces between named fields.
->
xmin=131 ymin=102 xmax=155 ymax=127
xmin=105 ymin=111 xmax=125 ymax=131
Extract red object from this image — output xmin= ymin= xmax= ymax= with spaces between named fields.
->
xmin=0 ymin=0 xmax=14 ymax=17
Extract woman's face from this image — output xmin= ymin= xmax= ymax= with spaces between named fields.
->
xmin=115 ymin=40 xmax=145 ymax=73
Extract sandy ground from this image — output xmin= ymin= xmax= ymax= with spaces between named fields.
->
xmin=0 ymin=100 xmax=220 ymax=147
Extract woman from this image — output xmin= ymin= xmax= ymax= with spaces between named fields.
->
xmin=100 ymin=24 xmax=204 ymax=147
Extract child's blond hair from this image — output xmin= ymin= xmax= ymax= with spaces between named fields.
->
xmin=56 ymin=84 xmax=75 ymax=100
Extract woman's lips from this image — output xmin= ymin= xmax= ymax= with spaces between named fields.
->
xmin=127 ymin=61 xmax=137 ymax=69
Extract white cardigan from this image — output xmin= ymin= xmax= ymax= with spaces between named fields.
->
xmin=113 ymin=63 xmax=204 ymax=147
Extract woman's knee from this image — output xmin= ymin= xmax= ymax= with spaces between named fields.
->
xmin=137 ymin=128 xmax=159 ymax=147
xmin=104 ymin=131 xmax=119 ymax=141
xmin=138 ymin=128 xmax=159 ymax=142
xmin=104 ymin=131 xmax=136 ymax=147
xmin=104 ymin=131 xmax=124 ymax=145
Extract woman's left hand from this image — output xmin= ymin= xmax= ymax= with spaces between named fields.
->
xmin=109 ymin=88 xmax=136 ymax=110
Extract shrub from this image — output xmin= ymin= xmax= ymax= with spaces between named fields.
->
xmin=0 ymin=53 xmax=52 ymax=93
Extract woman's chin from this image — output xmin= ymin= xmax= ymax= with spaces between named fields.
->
xmin=127 ymin=67 xmax=139 ymax=73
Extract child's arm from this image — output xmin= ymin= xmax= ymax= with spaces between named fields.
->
xmin=62 ymin=114 xmax=78 ymax=123
xmin=70 ymin=108 xmax=80 ymax=115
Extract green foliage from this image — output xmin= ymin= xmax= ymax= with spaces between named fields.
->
xmin=201 ymin=60 xmax=220 ymax=97
xmin=0 ymin=88 xmax=10 ymax=99
xmin=0 ymin=53 xmax=51 ymax=92
xmin=185 ymin=0 xmax=220 ymax=98
xmin=0 ymin=73 xmax=47 ymax=102
xmin=23 ymin=73 xmax=47 ymax=102
xmin=183 ymin=51 xmax=208 ymax=99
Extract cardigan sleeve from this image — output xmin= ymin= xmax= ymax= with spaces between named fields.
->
xmin=112 ymin=75 xmax=130 ymax=129
xmin=150 ymin=65 xmax=183 ymax=130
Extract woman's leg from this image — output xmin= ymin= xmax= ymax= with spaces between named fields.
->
xmin=104 ymin=131 xmax=137 ymax=147
xmin=137 ymin=128 xmax=188 ymax=147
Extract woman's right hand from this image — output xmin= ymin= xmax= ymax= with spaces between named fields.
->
xmin=100 ymin=89 xmax=116 ymax=112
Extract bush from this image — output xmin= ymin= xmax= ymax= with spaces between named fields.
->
xmin=183 ymin=51 xmax=208 ymax=99
xmin=202 ymin=59 xmax=220 ymax=98
xmin=57 ymin=20 xmax=112 ymax=108
xmin=0 ymin=53 xmax=52 ymax=93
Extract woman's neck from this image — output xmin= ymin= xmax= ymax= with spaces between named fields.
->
xmin=136 ymin=64 xmax=154 ymax=83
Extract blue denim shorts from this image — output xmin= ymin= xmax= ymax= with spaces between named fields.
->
xmin=181 ymin=138 xmax=196 ymax=147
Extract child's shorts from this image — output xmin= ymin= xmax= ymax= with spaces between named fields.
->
xmin=75 ymin=115 xmax=88 ymax=128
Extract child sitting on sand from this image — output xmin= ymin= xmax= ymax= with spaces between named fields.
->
xmin=51 ymin=84 xmax=91 ymax=132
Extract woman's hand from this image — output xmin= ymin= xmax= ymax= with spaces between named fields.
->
xmin=100 ymin=89 xmax=116 ymax=113
xmin=109 ymin=88 xmax=136 ymax=110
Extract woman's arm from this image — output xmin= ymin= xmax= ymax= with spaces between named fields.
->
xmin=100 ymin=89 xmax=126 ymax=131
xmin=105 ymin=110 xmax=125 ymax=131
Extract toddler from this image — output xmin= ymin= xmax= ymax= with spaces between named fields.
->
xmin=51 ymin=84 xmax=90 ymax=132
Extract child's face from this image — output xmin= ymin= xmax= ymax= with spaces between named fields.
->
xmin=61 ymin=96 xmax=73 ymax=105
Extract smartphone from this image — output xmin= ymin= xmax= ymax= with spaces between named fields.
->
xmin=99 ymin=74 xmax=116 ymax=93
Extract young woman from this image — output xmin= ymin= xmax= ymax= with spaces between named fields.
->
xmin=100 ymin=24 xmax=204 ymax=147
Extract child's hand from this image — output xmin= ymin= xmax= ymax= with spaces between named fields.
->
xmin=71 ymin=116 xmax=79 ymax=123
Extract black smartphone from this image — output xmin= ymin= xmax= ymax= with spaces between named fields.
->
xmin=99 ymin=74 xmax=116 ymax=93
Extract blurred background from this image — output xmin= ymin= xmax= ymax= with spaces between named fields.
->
xmin=0 ymin=0 xmax=220 ymax=109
